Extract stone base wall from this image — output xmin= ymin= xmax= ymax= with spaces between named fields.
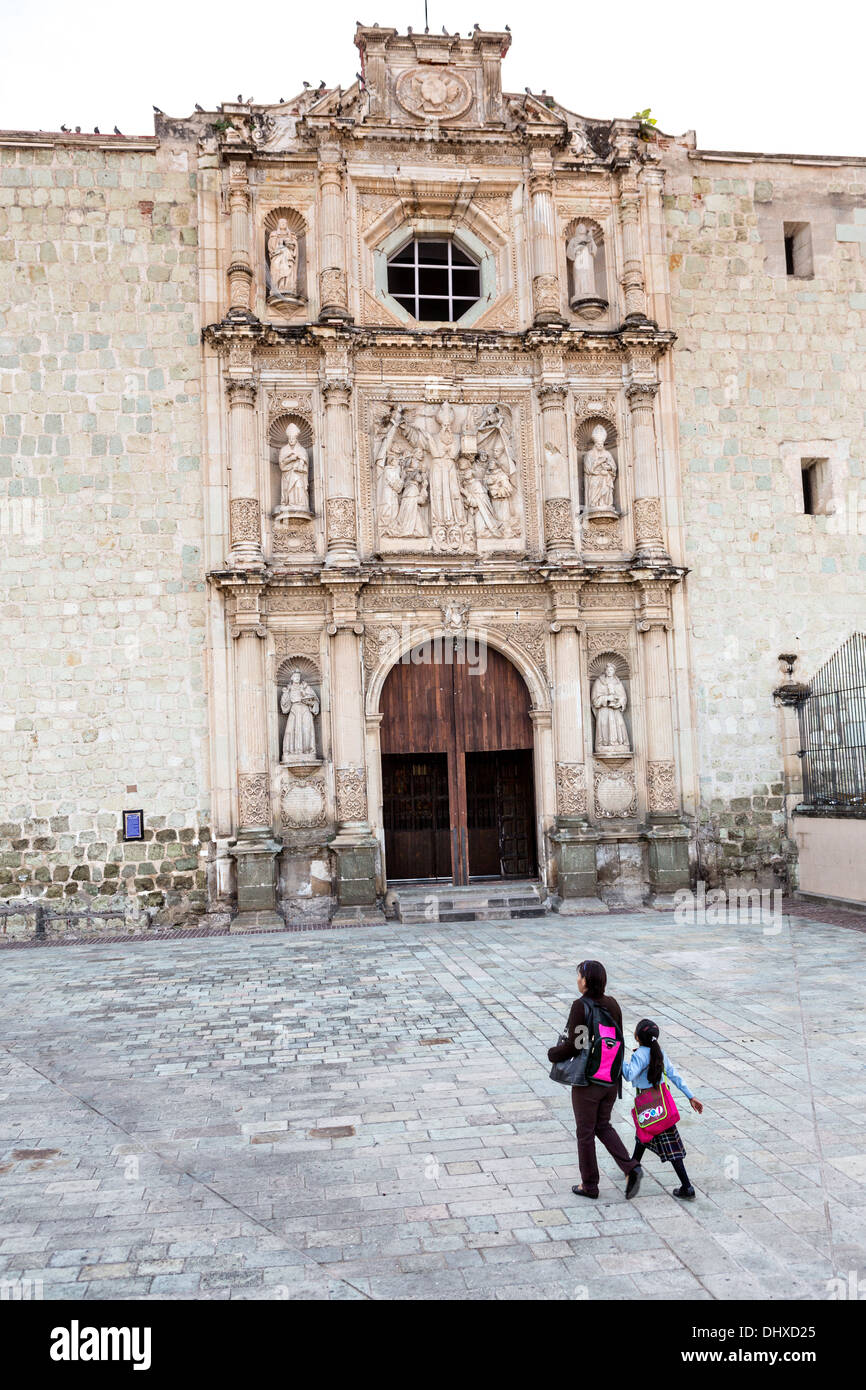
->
xmin=0 ymin=133 xmax=208 ymax=924
xmin=664 ymin=148 xmax=866 ymax=890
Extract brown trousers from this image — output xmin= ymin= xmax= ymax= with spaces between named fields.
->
xmin=571 ymin=1084 xmax=638 ymax=1196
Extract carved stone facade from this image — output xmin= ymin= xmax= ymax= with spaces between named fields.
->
xmin=10 ymin=21 xmax=860 ymax=926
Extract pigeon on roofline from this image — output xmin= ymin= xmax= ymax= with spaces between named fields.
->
xmin=195 ymin=103 xmax=204 ymax=112
xmin=153 ymin=105 xmax=163 ymax=114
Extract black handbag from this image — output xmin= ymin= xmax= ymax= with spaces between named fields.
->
xmin=548 ymin=1024 xmax=589 ymax=1087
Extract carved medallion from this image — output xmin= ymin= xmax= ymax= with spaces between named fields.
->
xmin=281 ymin=775 xmax=327 ymax=829
xmin=593 ymin=765 xmax=637 ymax=819
xmin=395 ymin=66 xmax=473 ymax=122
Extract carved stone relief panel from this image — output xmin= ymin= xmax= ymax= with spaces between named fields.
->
xmin=335 ymin=767 xmax=368 ymax=822
xmin=238 ymin=772 xmax=270 ymax=826
xmin=358 ymin=391 xmax=538 ymax=558
xmin=556 ymin=762 xmax=587 ymax=817
xmin=281 ymin=773 xmax=328 ymax=829
xmin=647 ymin=760 xmax=678 ymax=815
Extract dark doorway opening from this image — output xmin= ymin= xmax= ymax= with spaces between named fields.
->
xmin=466 ymin=749 xmax=537 ymax=879
xmin=382 ymin=753 xmax=451 ymax=882
xmin=379 ymin=640 xmax=537 ymax=885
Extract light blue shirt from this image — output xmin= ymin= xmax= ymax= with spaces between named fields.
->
xmin=621 ymin=1046 xmax=694 ymax=1101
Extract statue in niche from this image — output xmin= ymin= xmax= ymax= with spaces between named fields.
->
xmin=566 ymin=223 xmax=599 ymax=302
xmin=280 ymin=670 xmax=319 ymax=763
xmin=591 ymin=663 xmax=631 ymax=757
xmin=268 ymin=218 xmax=299 ymax=298
xmin=583 ymin=425 xmax=618 ymax=517
xmin=275 ymin=422 xmax=311 ymax=519
xmin=477 ymin=405 xmax=520 ymax=536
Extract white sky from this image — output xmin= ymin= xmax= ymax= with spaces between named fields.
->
xmin=1 ymin=0 xmax=863 ymax=157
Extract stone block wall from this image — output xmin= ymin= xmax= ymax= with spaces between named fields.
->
xmin=0 ymin=134 xmax=210 ymax=926
xmin=664 ymin=146 xmax=866 ymax=887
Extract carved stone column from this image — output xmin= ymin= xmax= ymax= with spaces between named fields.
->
xmin=618 ymin=173 xmax=650 ymax=324
xmin=529 ymin=163 xmax=564 ymax=326
xmin=549 ymin=622 xmax=607 ymax=913
xmin=226 ymin=379 xmax=264 ymax=569
xmin=639 ymin=613 xmax=690 ymax=902
xmin=326 ymin=609 xmax=383 ymax=923
xmin=228 ymin=617 xmax=282 ymax=931
xmin=322 ymin=380 xmax=358 ymax=565
xmin=539 ymin=385 xmax=575 ymax=559
xmin=318 ymin=143 xmax=352 ymax=322
xmin=627 ymin=382 xmax=669 ymax=563
xmin=227 ymin=160 xmax=254 ymax=315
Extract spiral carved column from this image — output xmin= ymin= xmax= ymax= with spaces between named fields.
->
xmin=322 ymin=380 xmax=358 ymax=564
xmin=539 ymin=385 xmax=574 ymax=559
xmin=227 ymin=161 xmax=253 ymax=315
xmin=618 ymin=176 xmax=649 ymax=324
xmin=318 ymin=145 xmax=351 ymax=322
xmin=226 ymin=379 xmax=263 ymax=569
xmin=627 ymin=382 xmax=668 ymax=563
xmin=529 ymin=166 xmax=564 ymax=326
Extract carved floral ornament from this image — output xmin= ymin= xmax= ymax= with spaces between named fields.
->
xmin=647 ymin=760 xmax=678 ymax=814
xmin=395 ymin=66 xmax=474 ymax=122
xmin=238 ymin=772 xmax=270 ymax=827
xmin=556 ymin=762 xmax=587 ymax=817
xmin=335 ymin=767 xmax=368 ymax=823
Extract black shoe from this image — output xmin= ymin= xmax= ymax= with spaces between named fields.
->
xmin=672 ymin=1185 xmax=695 ymax=1200
xmin=571 ymin=1185 xmax=598 ymax=1199
xmin=625 ymin=1165 xmax=643 ymax=1199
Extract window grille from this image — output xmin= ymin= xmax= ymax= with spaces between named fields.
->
xmin=797 ymin=634 xmax=866 ymax=815
xmin=386 ymin=238 xmax=481 ymax=322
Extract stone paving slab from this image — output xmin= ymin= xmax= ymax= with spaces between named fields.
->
xmin=0 ymin=910 xmax=863 ymax=1301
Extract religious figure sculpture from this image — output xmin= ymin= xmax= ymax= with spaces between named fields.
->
xmin=566 ymin=223 xmax=599 ymax=303
xmin=275 ymin=422 xmax=311 ymax=519
xmin=268 ymin=218 xmax=299 ymax=298
xmin=583 ymin=425 xmax=618 ymax=517
xmin=591 ymin=663 xmax=631 ymax=756
xmin=392 ymin=458 xmax=429 ymax=538
xmin=372 ymin=399 xmax=522 ymax=554
xmin=280 ymin=670 xmax=319 ymax=763
xmin=401 ymin=402 xmax=467 ymax=547
xmin=458 ymin=454 xmax=501 ymax=539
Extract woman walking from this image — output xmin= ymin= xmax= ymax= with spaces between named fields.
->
xmin=621 ymin=1018 xmax=703 ymax=1199
xmin=548 ymin=960 xmax=643 ymax=1200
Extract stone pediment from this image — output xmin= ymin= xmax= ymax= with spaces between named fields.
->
xmin=355 ymin=24 xmax=512 ymax=128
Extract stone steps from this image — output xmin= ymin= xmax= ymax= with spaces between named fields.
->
xmin=391 ymin=880 xmax=547 ymax=923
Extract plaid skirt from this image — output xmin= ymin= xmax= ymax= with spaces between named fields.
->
xmin=641 ymin=1123 xmax=686 ymax=1164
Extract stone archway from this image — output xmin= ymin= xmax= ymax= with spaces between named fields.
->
xmin=377 ymin=636 xmax=539 ymax=884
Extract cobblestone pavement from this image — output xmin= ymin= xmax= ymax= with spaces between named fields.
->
xmin=1 ymin=909 xmax=864 ymax=1301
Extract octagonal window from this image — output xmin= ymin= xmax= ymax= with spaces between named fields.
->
xmin=386 ymin=237 xmax=482 ymax=323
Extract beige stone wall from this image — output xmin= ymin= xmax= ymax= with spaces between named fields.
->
xmin=664 ymin=148 xmax=866 ymax=886
xmin=0 ymin=134 xmax=209 ymax=922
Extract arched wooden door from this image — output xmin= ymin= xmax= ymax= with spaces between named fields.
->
xmin=380 ymin=639 xmax=537 ymax=884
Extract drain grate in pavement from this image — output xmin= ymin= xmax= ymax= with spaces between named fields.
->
xmin=308 ymin=1125 xmax=356 ymax=1139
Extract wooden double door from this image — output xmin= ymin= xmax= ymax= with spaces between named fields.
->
xmin=380 ymin=641 xmax=537 ymax=884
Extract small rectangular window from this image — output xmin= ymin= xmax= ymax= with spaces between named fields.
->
xmin=801 ymin=458 xmax=830 ymax=515
xmin=784 ymin=221 xmax=813 ymax=278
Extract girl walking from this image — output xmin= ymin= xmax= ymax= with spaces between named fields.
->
xmin=621 ymin=1018 xmax=703 ymax=1199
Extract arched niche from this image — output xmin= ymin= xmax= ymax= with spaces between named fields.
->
xmin=275 ymin=655 xmax=322 ymax=765
xmin=564 ymin=217 xmax=608 ymax=320
xmin=269 ymin=412 xmax=314 ymax=519
xmin=576 ymin=414 xmax=620 ymax=517
xmin=264 ymin=207 xmax=306 ymax=304
xmin=587 ymin=650 xmax=633 ymax=756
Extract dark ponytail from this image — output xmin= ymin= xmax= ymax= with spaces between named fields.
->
xmin=636 ymin=1018 xmax=664 ymax=1087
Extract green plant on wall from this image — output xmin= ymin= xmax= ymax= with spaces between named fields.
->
xmin=633 ymin=108 xmax=658 ymax=141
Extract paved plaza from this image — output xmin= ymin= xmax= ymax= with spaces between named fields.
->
xmin=0 ymin=907 xmax=864 ymax=1301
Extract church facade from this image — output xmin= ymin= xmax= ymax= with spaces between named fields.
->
xmin=1 ymin=24 xmax=864 ymax=931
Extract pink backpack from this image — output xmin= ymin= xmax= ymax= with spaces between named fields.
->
xmin=582 ymin=999 xmax=624 ymax=1086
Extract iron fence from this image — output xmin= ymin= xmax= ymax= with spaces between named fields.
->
xmin=797 ymin=633 xmax=866 ymax=815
